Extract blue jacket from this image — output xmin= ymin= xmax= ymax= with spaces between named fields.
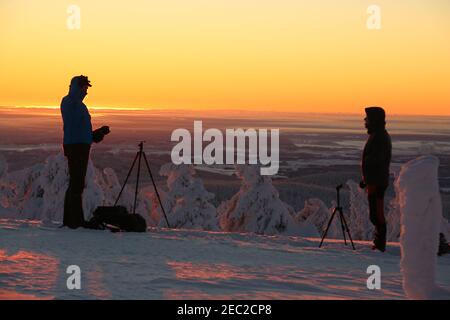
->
xmin=60 ymin=78 xmax=93 ymax=145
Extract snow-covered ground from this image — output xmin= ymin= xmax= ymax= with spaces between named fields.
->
xmin=1 ymin=218 xmax=449 ymax=300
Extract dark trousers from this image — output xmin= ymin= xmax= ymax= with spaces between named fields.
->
xmin=367 ymin=185 xmax=387 ymax=246
xmin=63 ymin=144 xmax=91 ymax=228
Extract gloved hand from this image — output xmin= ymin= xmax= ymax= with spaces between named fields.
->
xmin=359 ymin=180 xmax=367 ymax=189
xmin=93 ymin=126 xmax=110 ymax=143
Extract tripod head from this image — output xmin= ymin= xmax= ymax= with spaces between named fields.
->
xmin=138 ymin=141 xmax=146 ymax=151
xmin=335 ymin=184 xmax=343 ymax=207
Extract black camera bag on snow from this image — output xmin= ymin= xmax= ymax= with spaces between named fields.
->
xmin=86 ymin=206 xmax=147 ymax=232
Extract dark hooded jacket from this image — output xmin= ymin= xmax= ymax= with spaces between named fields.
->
xmin=362 ymin=107 xmax=392 ymax=187
xmin=60 ymin=77 xmax=93 ymax=145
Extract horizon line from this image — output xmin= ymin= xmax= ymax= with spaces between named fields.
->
xmin=1 ymin=105 xmax=449 ymax=118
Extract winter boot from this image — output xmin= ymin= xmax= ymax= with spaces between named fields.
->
xmin=438 ymin=233 xmax=450 ymax=256
xmin=372 ymin=224 xmax=387 ymax=252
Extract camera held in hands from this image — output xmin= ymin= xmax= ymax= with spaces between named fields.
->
xmin=93 ymin=125 xmax=110 ymax=143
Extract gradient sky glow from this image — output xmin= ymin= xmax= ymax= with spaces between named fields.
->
xmin=1 ymin=0 xmax=449 ymax=115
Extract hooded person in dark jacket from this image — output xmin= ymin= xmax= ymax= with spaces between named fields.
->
xmin=60 ymin=75 xmax=110 ymax=228
xmin=360 ymin=106 xmax=392 ymax=252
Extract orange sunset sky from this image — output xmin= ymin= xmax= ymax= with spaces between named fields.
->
xmin=0 ymin=0 xmax=449 ymax=115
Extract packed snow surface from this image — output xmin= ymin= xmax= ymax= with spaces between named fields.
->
xmin=1 ymin=219 xmax=449 ymax=300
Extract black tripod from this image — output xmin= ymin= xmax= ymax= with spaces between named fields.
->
xmin=319 ymin=184 xmax=355 ymax=250
xmin=114 ymin=141 xmax=171 ymax=228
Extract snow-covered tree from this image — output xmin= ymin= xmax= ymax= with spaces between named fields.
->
xmin=0 ymin=153 xmax=9 ymax=204
xmin=4 ymin=154 xmax=67 ymax=221
xmin=386 ymin=194 xmax=401 ymax=241
xmin=295 ymin=198 xmax=340 ymax=238
xmin=218 ymin=165 xmax=317 ymax=236
xmin=150 ymin=163 xmax=219 ymax=230
xmin=296 ymin=180 xmax=398 ymax=241
xmin=345 ymin=180 xmax=405 ymax=241
xmin=0 ymin=153 xmax=14 ymax=217
xmin=0 ymin=152 xmax=142 ymax=223
xmin=346 ymin=180 xmax=374 ymax=240
xmin=0 ymin=153 xmax=7 ymax=178
xmin=397 ymin=155 xmax=450 ymax=299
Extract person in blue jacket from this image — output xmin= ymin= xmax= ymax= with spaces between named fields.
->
xmin=60 ymin=75 xmax=110 ymax=228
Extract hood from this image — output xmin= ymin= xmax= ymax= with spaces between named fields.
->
xmin=365 ymin=106 xmax=386 ymax=132
xmin=68 ymin=75 xmax=90 ymax=101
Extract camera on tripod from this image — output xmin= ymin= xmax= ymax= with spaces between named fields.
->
xmin=319 ymin=183 xmax=355 ymax=250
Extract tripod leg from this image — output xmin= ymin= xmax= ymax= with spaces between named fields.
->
xmin=114 ymin=151 xmax=139 ymax=206
xmin=142 ymin=152 xmax=171 ymax=228
xmin=319 ymin=208 xmax=337 ymax=248
xmin=340 ymin=211 xmax=356 ymax=250
xmin=338 ymin=211 xmax=347 ymax=245
xmin=133 ymin=150 xmax=143 ymax=214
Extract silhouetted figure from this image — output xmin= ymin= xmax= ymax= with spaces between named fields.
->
xmin=60 ymin=75 xmax=110 ymax=229
xmin=360 ymin=106 xmax=392 ymax=252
